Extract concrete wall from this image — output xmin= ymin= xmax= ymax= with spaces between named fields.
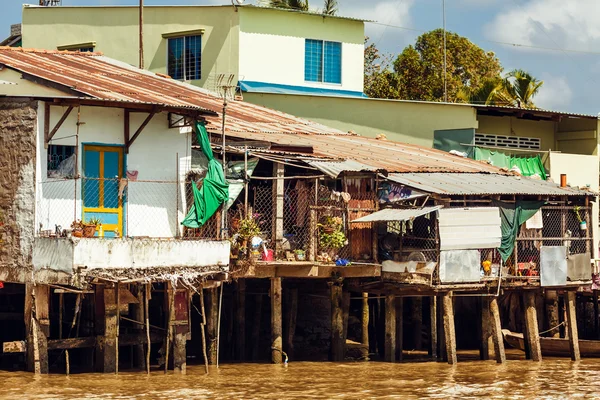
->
xmin=243 ymin=93 xmax=479 ymax=147
xmin=22 ymin=5 xmax=240 ymax=90
xmin=476 ymin=115 xmax=556 ymax=151
xmin=0 ymin=99 xmax=37 ymax=282
xmin=556 ymin=117 xmax=599 ymax=156
xmin=238 ymin=7 xmax=364 ymax=92
xmin=35 ymin=103 xmax=191 ymax=238
xmin=32 ymin=237 xmax=230 ymax=273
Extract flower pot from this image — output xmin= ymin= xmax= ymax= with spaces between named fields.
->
xmin=322 ymin=226 xmax=335 ymax=234
xmin=295 ymin=252 xmax=306 ymax=261
xmin=82 ymin=224 xmax=97 ymax=238
xmin=72 ymin=229 xmax=83 ymax=238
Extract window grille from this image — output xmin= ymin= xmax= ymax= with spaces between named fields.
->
xmin=168 ymin=35 xmax=202 ymax=81
xmin=475 ymin=133 xmax=541 ymax=150
xmin=305 ymin=39 xmax=341 ymax=84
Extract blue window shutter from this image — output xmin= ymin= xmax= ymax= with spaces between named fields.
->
xmin=305 ymin=39 xmax=323 ymax=82
xmin=168 ymin=37 xmax=184 ymax=79
xmin=324 ymin=41 xmax=341 ymax=84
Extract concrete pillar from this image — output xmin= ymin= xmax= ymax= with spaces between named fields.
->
xmin=566 ymin=291 xmax=581 ymax=361
xmin=271 ymin=278 xmax=283 ymax=364
xmin=330 ymin=282 xmax=344 ymax=361
xmin=384 ymin=295 xmax=396 ymax=362
xmin=489 ymin=297 xmax=506 ymax=363
xmin=523 ymin=291 xmax=542 ymax=362
xmin=442 ymin=292 xmax=457 ymax=365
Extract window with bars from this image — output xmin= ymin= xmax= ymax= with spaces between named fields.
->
xmin=47 ymin=144 xmax=75 ymax=177
xmin=305 ymin=39 xmax=341 ymax=84
xmin=475 ymin=133 xmax=541 ymax=150
xmin=168 ymin=35 xmax=202 ymax=81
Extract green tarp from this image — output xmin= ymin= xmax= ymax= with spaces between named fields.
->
xmin=182 ymin=122 xmax=229 ymax=228
xmin=474 ymin=147 xmax=547 ymax=180
xmin=492 ymin=200 xmax=545 ymax=262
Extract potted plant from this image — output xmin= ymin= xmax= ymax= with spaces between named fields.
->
xmin=319 ymin=230 xmax=347 ymax=261
xmin=318 ymin=216 xmax=343 ymax=234
xmin=294 ymin=249 xmax=306 ymax=261
xmin=83 ymin=217 xmax=101 ymax=238
xmin=235 ymin=216 xmax=262 ymax=259
xmin=70 ymin=220 xmax=84 ymax=238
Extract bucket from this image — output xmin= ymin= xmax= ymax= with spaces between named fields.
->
xmin=262 ymin=249 xmax=274 ymax=261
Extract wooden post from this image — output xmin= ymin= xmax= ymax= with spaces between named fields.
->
xmin=523 ymin=291 xmax=542 ymax=362
xmin=480 ymin=297 xmax=491 ymax=361
xmin=173 ymin=289 xmax=189 ymax=374
xmin=25 ymin=284 xmax=49 ymax=374
xmin=384 ymin=294 xmax=396 ymax=362
xmin=342 ymin=290 xmax=351 ymax=354
xmin=361 ymin=293 xmax=369 ymax=349
xmin=396 ymin=297 xmax=404 ymax=361
xmin=271 ymin=278 xmax=283 ymax=364
xmin=437 ymin=294 xmax=446 ymax=362
xmin=430 ymin=296 xmax=437 ymax=360
xmin=285 ymin=287 xmax=298 ymax=360
xmin=206 ymin=287 xmax=218 ymax=365
xmin=272 ymin=162 xmax=285 ymax=257
xmin=145 ymin=283 xmax=151 ymax=374
xmin=489 ymin=297 xmax=506 ymax=363
xmin=251 ymin=294 xmax=263 ymax=361
xmin=115 ymin=283 xmax=120 ymax=375
xmin=198 ymin=288 xmax=209 ymax=374
xmin=236 ymin=280 xmax=246 ymax=361
xmin=308 ymin=209 xmax=317 ymax=261
xmin=411 ymin=297 xmax=423 ymax=351
xmin=594 ymin=290 xmax=599 ymax=339
xmin=164 ymin=283 xmax=174 ymax=374
xmin=566 ymin=291 xmax=581 ymax=361
xmin=545 ymin=290 xmax=560 ymax=338
xmin=330 ymin=282 xmax=344 ymax=361
xmin=442 ymin=292 xmax=457 ymax=365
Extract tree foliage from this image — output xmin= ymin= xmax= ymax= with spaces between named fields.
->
xmin=363 ymin=38 xmax=400 ymax=99
xmin=264 ymin=0 xmax=337 ymax=15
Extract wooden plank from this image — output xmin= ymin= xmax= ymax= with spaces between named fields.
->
xmin=43 ymin=102 xmax=50 ymax=149
xmin=566 ymin=291 xmax=581 ymax=361
xmin=3 ymin=341 xmax=26 ymax=353
xmin=271 ymin=278 xmax=283 ymax=364
xmin=242 ymin=264 xmax=381 ymax=279
xmin=330 ymin=282 xmax=344 ymax=362
xmin=442 ymin=292 xmax=457 ymax=365
xmin=384 ymin=294 xmax=396 ymax=362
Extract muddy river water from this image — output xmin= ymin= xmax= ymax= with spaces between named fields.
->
xmin=0 ymin=356 xmax=597 ymax=399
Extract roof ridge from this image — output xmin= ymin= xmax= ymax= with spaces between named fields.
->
xmin=0 ymin=46 xmax=102 ymax=56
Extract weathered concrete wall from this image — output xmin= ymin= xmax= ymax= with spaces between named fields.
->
xmin=0 ymin=99 xmax=37 ymax=282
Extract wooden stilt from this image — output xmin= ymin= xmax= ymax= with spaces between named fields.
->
xmin=330 ymin=282 xmax=344 ymax=362
xmin=442 ymin=292 xmax=457 ymax=365
xmin=480 ymin=297 xmax=491 ymax=361
xmin=285 ymin=287 xmax=298 ymax=360
xmin=396 ymin=297 xmax=403 ymax=361
xmin=199 ymin=288 xmax=209 ymax=374
xmin=145 ymin=283 xmax=151 ymax=374
xmin=342 ymin=290 xmax=351 ymax=355
xmin=251 ymin=293 xmax=263 ymax=361
xmin=164 ymin=282 xmax=175 ymax=374
xmin=523 ymin=291 xmax=542 ymax=362
xmin=594 ymin=290 xmax=599 ymax=339
xmin=132 ymin=285 xmax=145 ymax=370
xmin=115 ymin=283 xmax=120 ymax=375
xmin=429 ymin=296 xmax=437 ymax=360
xmin=66 ymin=293 xmax=82 ymax=376
xmin=25 ymin=284 xmax=49 ymax=374
xmin=361 ymin=293 xmax=369 ymax=350
xmin=236 ymin=280 xmax=246 ymax=361
xmin=384 ymin=294 xmax=396 ymax=363
xmin=59 ymin=292 xmax=65 ymax=374
xmin=271 ymin=278 xmax=283 ymax=364
xmin=489 ymin=297 xmax=506 ymax=363
xmin=437 ymin=294 xmax=446 ymax=362
xmin=206 ymin=287 xmax=218 ymax=365
xmin=101 ymin=285 xmax=119 ymax=373
xmin=566 ymin=291 xmax=581 ymax=361
xmin=411 ymin=297 xmax=423 ymax=350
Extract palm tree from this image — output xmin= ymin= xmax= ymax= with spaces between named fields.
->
xmin=323 ymin=0 xmax=338 ymax=15
xmin=264 ymin=0 xmax=337 ymax=15
xmin=502 ymin=69 xmax=544 ymax=108
xmin=457 ymin=78 xmax=507 ymax=105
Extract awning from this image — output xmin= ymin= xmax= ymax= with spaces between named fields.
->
xmin=351 ymin=206 xmax=442 ymax=223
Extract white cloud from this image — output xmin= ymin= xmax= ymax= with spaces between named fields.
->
xmin=486 ymin=0 xmax=600 ymax=51
xmin=534 ymin=75 xmax=572 ymax=110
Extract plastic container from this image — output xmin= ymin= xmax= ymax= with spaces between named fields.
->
xmin=262 ymin=249 xmax=274 ymax=261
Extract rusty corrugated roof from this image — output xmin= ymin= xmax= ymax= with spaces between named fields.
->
xmin=0 ymin=47 xmax=512 ymax=174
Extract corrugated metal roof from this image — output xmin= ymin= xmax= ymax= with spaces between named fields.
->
xmin=473 ymin=104 xmax=598 ymax=120
xmin=387 ymin=173 xmax=593 ymax=196
xmin=351 ymin=206 xmax=442 ymax=223
xmin=307 ymin=160 xmax=379 ymax=177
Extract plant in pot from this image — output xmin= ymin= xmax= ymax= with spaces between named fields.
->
xmin=70 ymin=220 xmax=84 ymax=238
xmin=319 ymin=229 xmax=346 ymax=262
xmin=318 ymin=215 xmax=343 ymax=234
xmin=83 ymin=217 xmax=101 ymax=238
xmin=294 ymin=249 xmax=306 ymax=261
xmin=236 ymin=217 xmax=262 ymax=259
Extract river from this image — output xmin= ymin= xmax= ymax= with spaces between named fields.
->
xmin=0 ymin=356 xmax=597 ymax=399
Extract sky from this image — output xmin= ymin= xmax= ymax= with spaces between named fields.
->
xmin=2 ymin=0 xmax=600 ymax=115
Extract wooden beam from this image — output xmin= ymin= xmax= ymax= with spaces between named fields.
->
xmin=127 ymin=111 xmax=156 ymax=151
xmin=566 ymin=291 xmax=581 ymax=361
xmin=330 ymin=282 xmax=344 ymax=362
xmin=489 ymin=297 xmax=506 ymax=363
xmin=384 ymin=294 xmax=396 ymax=363
xmin=43 ymin=102 xmax=50 ymax=149
xmin=241 ymin=263 xmax=381 ymax=279
xmin=442 ymin=292 xmax=457 ymax=365
xmin=124 ymin=109 xmax=130 ymax=154
xmin=271 ymin=278 xmax=283 ymax=364
xmin=46 ymin=106 xmax=74 ymax=147
xmin=523 ymin=291 xmax=542 ymax=362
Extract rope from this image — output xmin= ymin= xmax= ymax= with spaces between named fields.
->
xmin=539 ymin=321 xmax=565 ymax=335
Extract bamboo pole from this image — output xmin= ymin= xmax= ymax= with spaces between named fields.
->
xmin=199 ymin=288 xmax=209 ymax=374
